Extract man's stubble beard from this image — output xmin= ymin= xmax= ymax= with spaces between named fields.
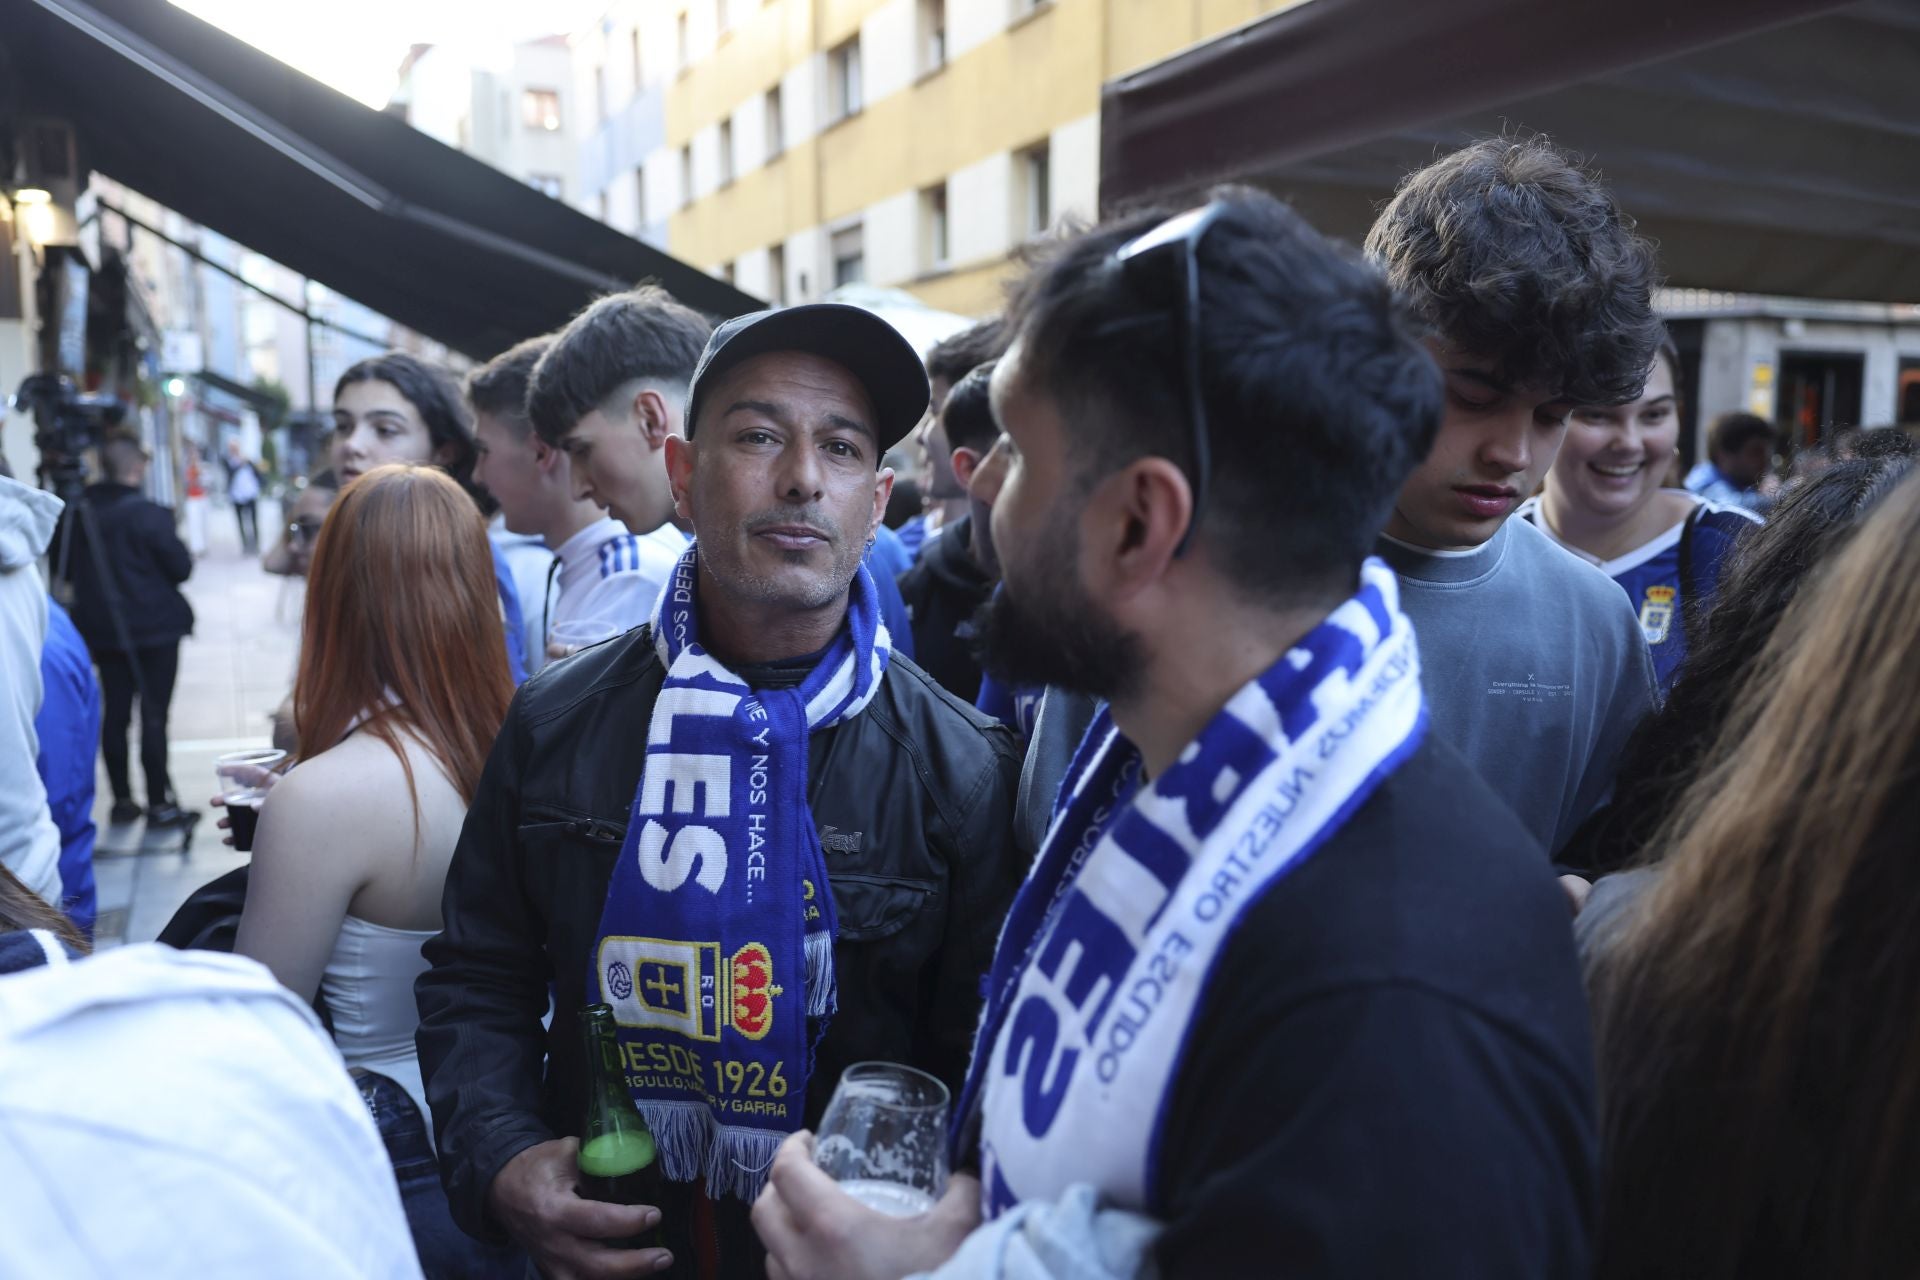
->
xmin=973 ymin=510 xmax=1143 ymax=703
xmin=702 ymin=508 xmax=866 ymax=614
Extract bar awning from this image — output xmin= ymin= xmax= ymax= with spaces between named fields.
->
xmin=1100 ymin=0 xmax=1920 ymax=303
xmin=4 ymin=0 xmax=764 ymax=359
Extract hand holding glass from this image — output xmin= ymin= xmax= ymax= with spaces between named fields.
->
xmin=812 ymin=1062 xmax=950 ymax=1218
xmin=215 ymin=748 xmax=287 ymax=851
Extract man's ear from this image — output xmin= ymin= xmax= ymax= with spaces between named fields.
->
xmin=870 ymin=466 xmax=896 ymax=541
xmin=531 ymin=436 xmax=565 ymax=476
xmin=665 ymin=435 xmax=697 ymax=521
xmin=950 ymin=446 xmax=983 ymax=491
xmin=634 ymin=387 xmax=674 ymax=451
xmin=1083 ymin=457 xmax=1191 ymax=602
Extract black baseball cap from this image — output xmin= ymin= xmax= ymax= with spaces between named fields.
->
xmin=683 ymin=303 xmax=931 ymax=454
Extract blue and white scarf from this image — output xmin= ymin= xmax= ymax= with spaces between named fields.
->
xmin=959 ymin=559 xmax=1426 ymax=1216
xmin=591 ymin=545 xmax=891 ymax=1200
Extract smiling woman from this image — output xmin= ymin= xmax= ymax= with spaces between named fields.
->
xmin=1524 ymin=341 xmax=1762 ymax=691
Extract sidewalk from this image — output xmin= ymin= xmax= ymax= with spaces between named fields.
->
xmin=91 ymin=495 xmax=303 ymax=947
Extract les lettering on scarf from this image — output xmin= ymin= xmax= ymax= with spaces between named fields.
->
xmin=591 ymin=546 xmax=891 ymax=1200
xmin=961 ymin=560 xmax=1427 ymax=1216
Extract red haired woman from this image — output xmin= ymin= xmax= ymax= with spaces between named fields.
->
xmin=234 ymin=464 xmax=517 ymax=1275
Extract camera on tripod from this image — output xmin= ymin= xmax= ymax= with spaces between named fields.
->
xmin=11 ymin=373 xmax=128 ymax=498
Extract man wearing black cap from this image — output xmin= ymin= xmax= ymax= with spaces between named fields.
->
xmin=416 ymin=303 xmax=1025 ymax=1279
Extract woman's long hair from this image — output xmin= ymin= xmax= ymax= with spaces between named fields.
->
xmin=295 ymin=465 xmax=512 ymax=827
xmin=1560 ymin=451 xmax=1913 ymax=875
xmin=0 ymin=865 xmax=87 ymax=953
xmin=1592 ymin=469 xmax=1920 ymax=1279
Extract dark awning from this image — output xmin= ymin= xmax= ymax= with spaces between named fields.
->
xmin=190 ymin=367 xmax=278 ymax=414
xmin=1100 ymin=0 xmax=1920 ymax=303
xmin=4 ymin=0 xmax=763 ymax=359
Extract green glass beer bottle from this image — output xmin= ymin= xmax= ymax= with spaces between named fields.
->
xmin=578 ymin=1003 xmax=665 ymax=1250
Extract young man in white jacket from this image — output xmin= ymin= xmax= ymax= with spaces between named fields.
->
xmin=0 ymin=468 xmax=66 ymax=904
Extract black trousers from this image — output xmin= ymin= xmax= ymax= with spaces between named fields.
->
xmin=98 ymin=644 xmax=181 ymax=807
xmin=233 ymin=500 xmax=259 ymax=554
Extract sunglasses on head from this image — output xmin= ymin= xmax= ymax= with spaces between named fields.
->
xmin=1111 ymin=200 xmax=1228 ymax=559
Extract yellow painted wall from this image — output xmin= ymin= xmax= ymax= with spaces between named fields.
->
xmin=668 ymin=5 xmax=795 ymax=138
xmin=669 ymin=140 xmax=823 ymax=267
xmin=900 ymin=255 xmax=1023 ymax=318
xmin=667 ymin=0 xmax=1281 ymax=310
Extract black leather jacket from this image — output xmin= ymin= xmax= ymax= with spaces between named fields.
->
xmin=416 ymin=626 xmax=1024 ymax=1276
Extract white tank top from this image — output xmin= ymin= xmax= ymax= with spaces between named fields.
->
xmin=319 ymin=914 xmax=436 ymax=1126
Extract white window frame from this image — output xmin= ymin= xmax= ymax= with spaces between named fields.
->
xmin=831 ymin=222 xmax=866 ymax=287
xmin=828 ymin=38 xmax=864 ymax=123
xmin=1020 ymin=141 xmax=1052 ymax=237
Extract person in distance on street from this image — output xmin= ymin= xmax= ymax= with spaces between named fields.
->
xmin=1684 ymin=410 xmax=1776 ymax=513
xmin=417 ymin=302 xmax=1024 ymax=1279
xmin=752 ymin=190 xmax=1595 ymax=1280
xmin=54 ymin=430 xmax=197 ymax=832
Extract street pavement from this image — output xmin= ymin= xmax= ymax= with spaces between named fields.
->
xmin=90 ymin=494 xmax=301 ymax=948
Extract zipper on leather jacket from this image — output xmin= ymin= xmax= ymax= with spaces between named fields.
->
xmin=561 ymin=818 xmax=626 ymax=845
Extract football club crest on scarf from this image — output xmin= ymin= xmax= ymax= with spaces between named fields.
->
xmin=958 ymin=559 xmax=1426 ymax=1216
xmin=591 ymin=543 xmax=892 ymax=1199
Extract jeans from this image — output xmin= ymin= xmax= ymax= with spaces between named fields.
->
xmin=97 ymin=644 xmax=180 ymax=807
xmin=234 ymin=499 xmax=259 ymax=554
xmin=357 ymin=1071 xmax=525 ymax=1279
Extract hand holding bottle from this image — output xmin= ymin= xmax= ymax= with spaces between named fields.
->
xmin=488 ymin=1138 xmax=671 ymax=1278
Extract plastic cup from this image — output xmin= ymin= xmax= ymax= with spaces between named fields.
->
xmin=215 ymin=748 xmax=287 ymax=852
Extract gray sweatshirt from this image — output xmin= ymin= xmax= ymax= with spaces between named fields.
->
xmin=1377 ymin=517 xmax=1656 ymax=860
xmin=0 ymin=474 xmax=64 ymax=903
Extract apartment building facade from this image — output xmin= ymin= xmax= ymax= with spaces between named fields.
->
xmin=634 ymin=0 xmax=1295 ymax=317
xmin=571 ymin=3 xmax=672 ymax=243
xmin=393 ymin=38 xmax=582 ymax=204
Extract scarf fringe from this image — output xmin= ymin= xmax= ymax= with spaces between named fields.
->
xmin=637 ymin=1101 xmax=786 ymax=1201
xmin=803 ymin=929 xmax=838 ymax=1018
xmin=640 ymin=1100 xmax=719 ymax=1186
xmin=706 ymin=1127 xmax=783 ymax=1203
